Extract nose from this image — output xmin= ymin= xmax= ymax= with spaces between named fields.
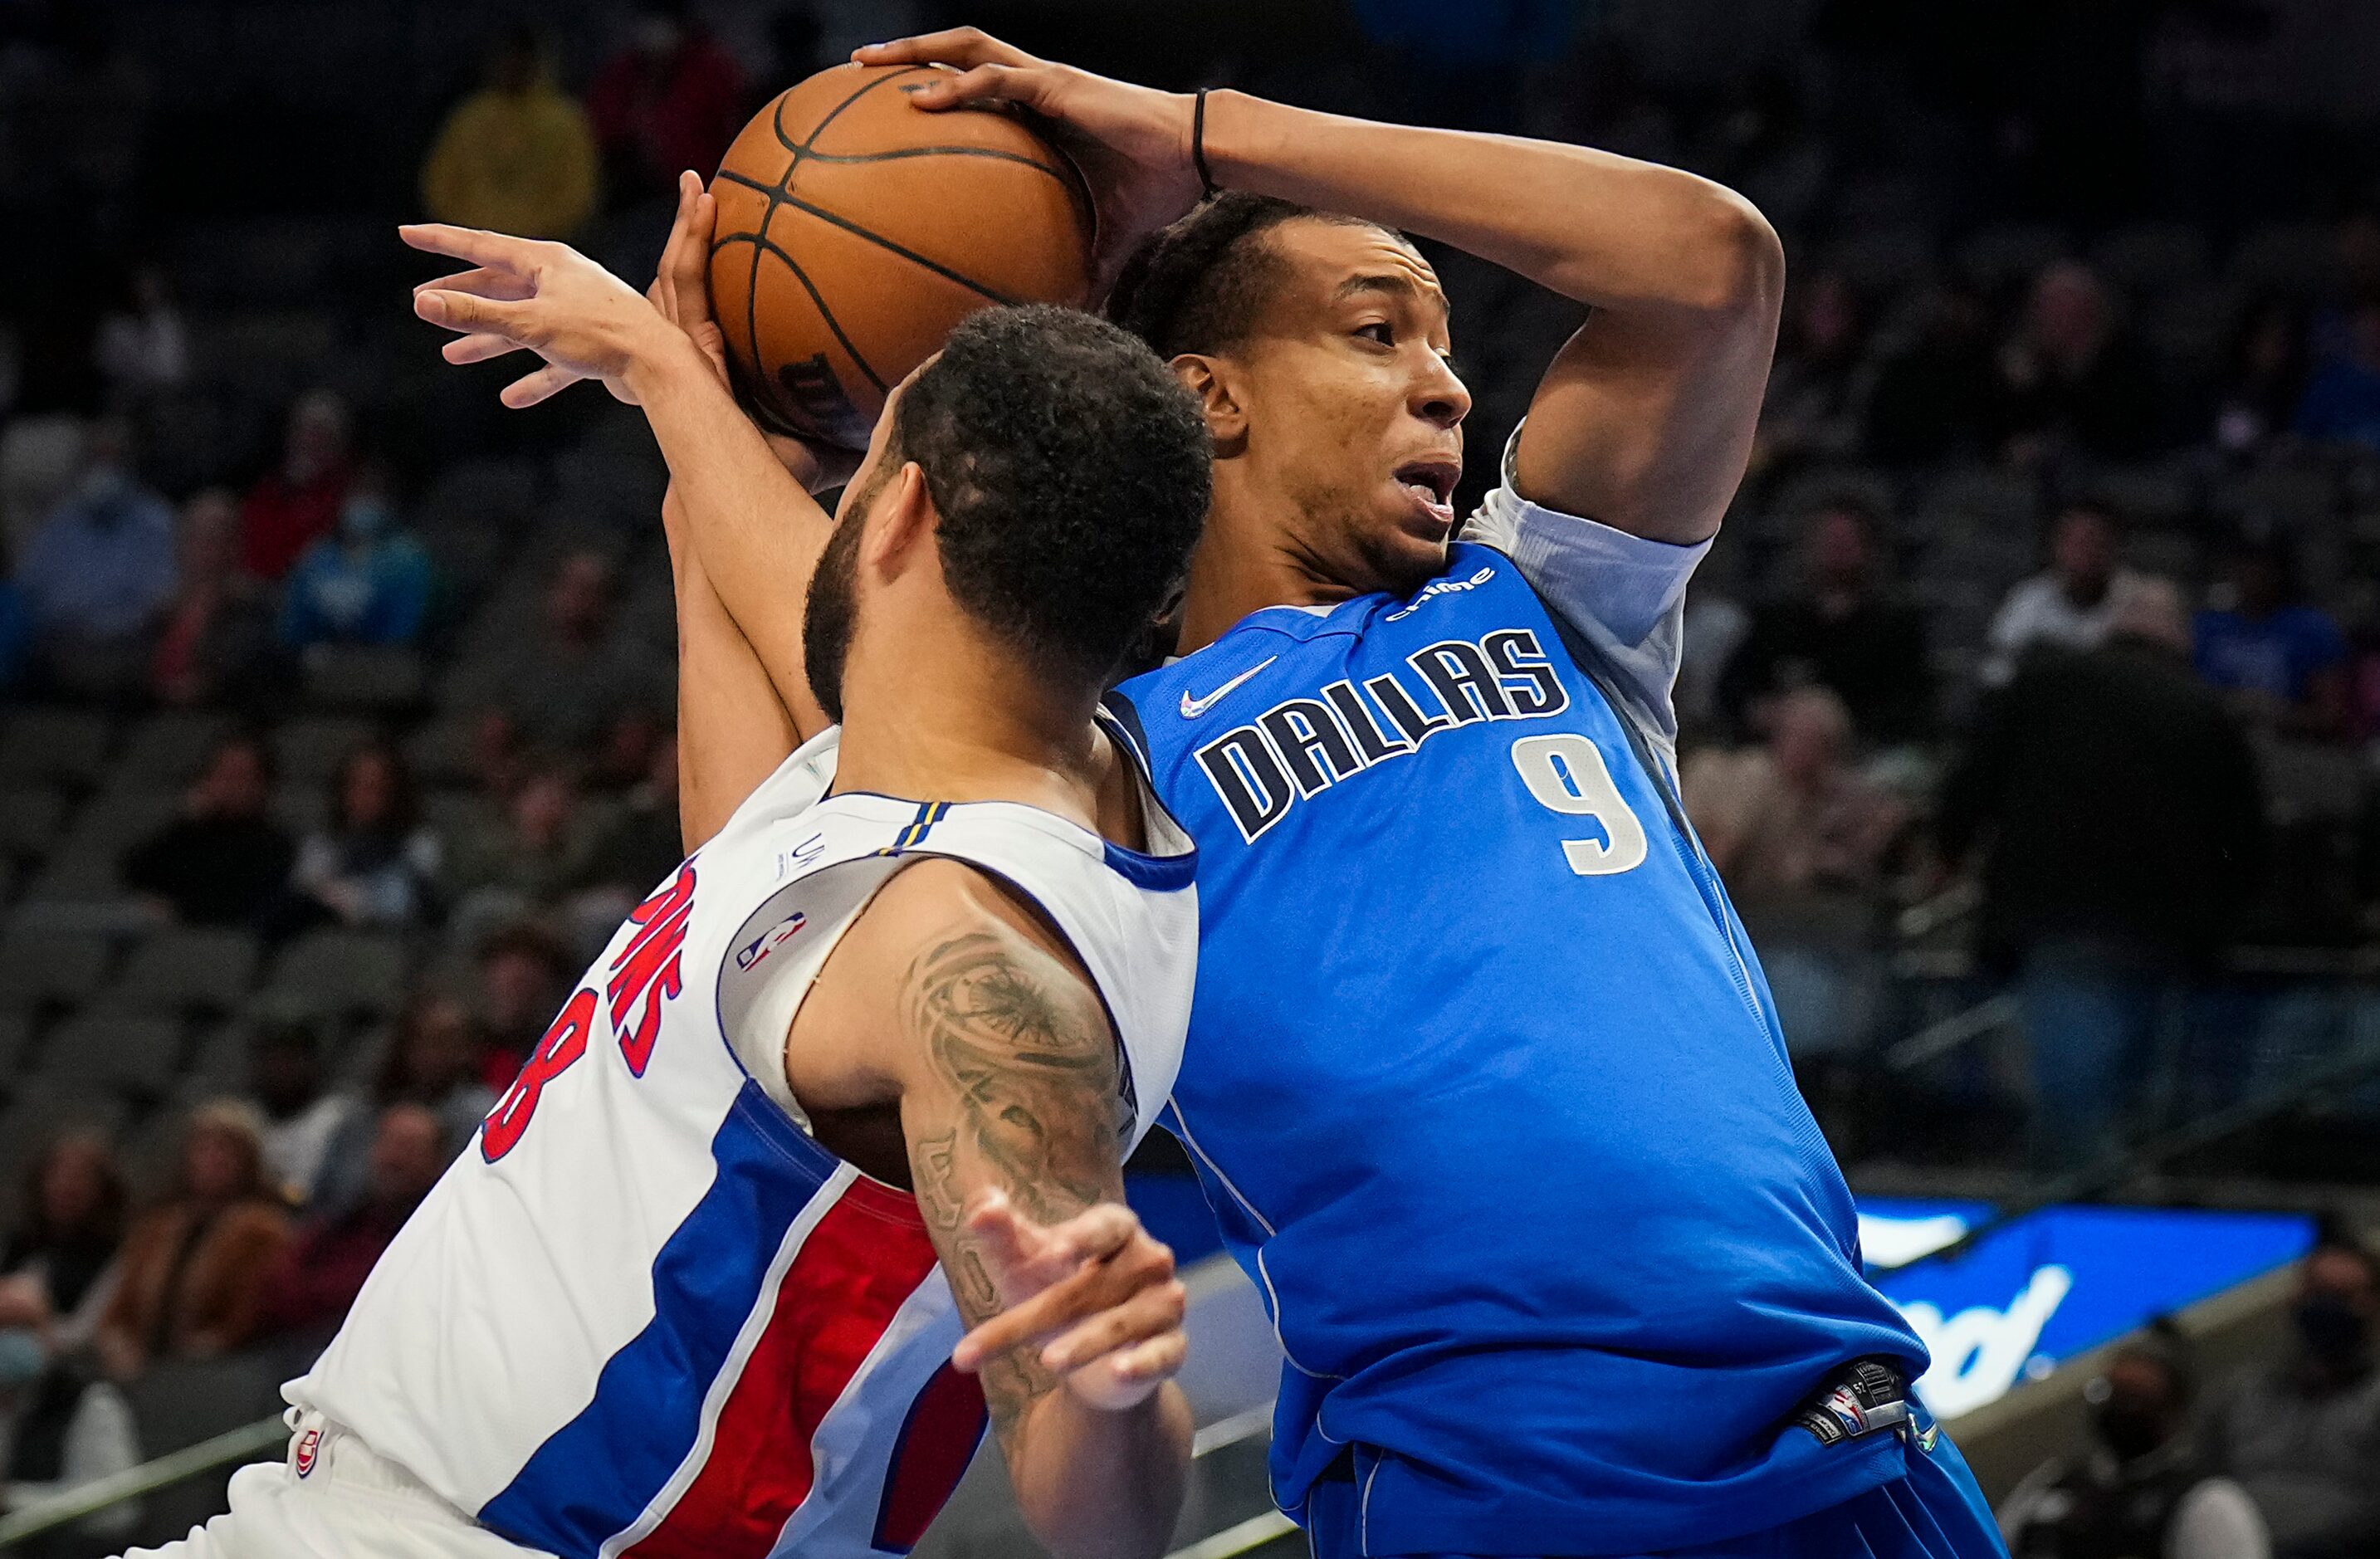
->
xmin=1414 ymin=354 xmax=1470 ymax=431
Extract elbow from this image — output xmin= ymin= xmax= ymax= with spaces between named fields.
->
xmin=1674 ymin=184 xmax=1786 ymax=319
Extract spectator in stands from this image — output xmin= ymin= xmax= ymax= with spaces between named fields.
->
xmin=1685 ymin=687 xmax=1906 ymax=910
xmin=1982 ymin=501 xmax=2143 ymax=687
xmin=247 ymin=1015 xmax=354 ymax=1209
xmin=152 ymin=487 xmax=273 ymax=707
xmin=2293 ymin=299 xmax=2380 ymax=454
xmin=93 ymin=1102 xmax=291 ymax=1380
xmin=2214 ymin=300 xmax=2313 ymax=457
xmin=240 ymin=389 xmax=352 ymax=581
xmin=586 ymin=733 xmax=683 ymax=897
xmin=473 ymin=924 xmax=572 ymax=1089
xmin=253 ymin=1103 xmax=443 ymax=1348
xmin=1754 ymin=269 xmax=1869 ymax=476
xmin=447 ymin=765 xmax=597 ymax=925
xmin=481 ymin=550 xmax=667 ymax=753
xmin=121 ymin=732 xmax=295 ymax=928
xmin=419 ymin=27 xmax=599 ymax=240
xmin=90 ymin=261 xmax=188 ymax=408
xmin=13 ymin=416 xmax=175 ymax=701
xmin=2195 ymin=535 xmax=2350 ymax=740
xmin=278 ymin=479 xmax=434 ymax=652
xmin=1717 ymin=498 xmax=1934 ymax=743
xmin=2001 ymin=1320 xmax=2270 ymax=1559
xmin=587 ymin=2 xmax=746 ymax=209
xmin=1939 ymin=577 xmax=2265 ymax=1171
xmin=290 ymin=742 xmax=441 ymax=931
xmin=1996 ymin=259 xmax=2163 ymax=462
xmin=2204 ymin=1231 xmax=2380 ymax=1558
xmin=1867 ymin=280 xmax=2001 ymax=464
xmin=0 ymin=1342 xmax=139 ymax=1542
xmin=0 ymin=1134 xmax=128 ymax=1357
xmin=311 ymin=993 xmax=492 ymax=1215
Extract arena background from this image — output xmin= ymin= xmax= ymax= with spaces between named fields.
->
xmin=3 ymin=0 xmax=2380 ymax=1553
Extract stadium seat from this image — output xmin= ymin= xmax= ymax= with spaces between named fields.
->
xmin=2211 ymin=462 xmax=2339 ymax=531
xmin=0 ymin=926 xmax=114 ymax=1011
xmin=122 ymin=1355 xmax=291 ymax=1551
xmin=118 ymin=711 xmax=234 ymax=784
xmin=103 ymin=927 xmax=262 ymax=1016
xmin=34 ymin=1012 xmax=184 ymax=1097
xmin=0 ymin=412 xmax=87 ymax=560
xmin=272 ymin=716 xmax=379 ymax=789
xmin=261 ymin=929 xmax=410 ymax=1018
xmin=2226 ymin=221 xmax=2340 ymax=297
xmin=0 ymin=708 xmax=115 ymax=788
xmin=2090 ymin=461 xmax=2199 ymax=527
xmin=0 ymin=783 xmax=66 ymax=863
xmin=1822 ymin=227 xmax=1937 ymax=291
xmin=302 ymin=643 xmax=427 ymax=711
xmin=2089 ymin=222 xmax=2211 ymax=295
xmin=0 ymin=1010 xmax=29 ymax=1075
xmin=1953 ymin=222 xmax=2070 ymax=290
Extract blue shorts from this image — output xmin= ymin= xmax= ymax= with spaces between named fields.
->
xmin=1302 ymin=1422 xmax=2006 ymax=1559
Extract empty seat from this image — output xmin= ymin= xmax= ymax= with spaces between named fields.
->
xmin=118 ymin=711 xmax=233 ymax=786
xmin=262 ymin=929 xmax=410 ymax=1018
xmin=0 ymin=784 xmax=66 ymax=860
xmin=273 ymin=716 xmax=379 ymax=789
xmin=35 ymin=1012 xmax=183 ymax=1096
xmin=302 ymin=644 xmax=427 ymax=711
xmin=0 ymin=709 xmax=114 ymax=788
xmin=104 ymin=927 xmax=261 ymax=1014
xmin=0 ymin=926 xmax=113 ymax=1010
xmin=2089 ymin=222 xmax=2211 ymax=294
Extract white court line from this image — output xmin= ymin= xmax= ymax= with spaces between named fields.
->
xmin=1165 ymin=1508 xmax=1298 ymax=1559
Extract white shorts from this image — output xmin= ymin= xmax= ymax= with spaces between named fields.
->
xmin=119 ymin=1412 xmax=550 ymax=1559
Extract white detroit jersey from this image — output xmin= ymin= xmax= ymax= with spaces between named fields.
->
xmin=286 ymin=721 xmax=1197 ymax=1559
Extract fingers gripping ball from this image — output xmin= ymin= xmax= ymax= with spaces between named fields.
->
xmin=710 ymin=63 xmax=1095 ymax=448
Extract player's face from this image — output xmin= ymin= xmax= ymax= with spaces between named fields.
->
xmin=1222 ymin=220 xmax=1470 ymax=598
xmin=807 ymin=374 xmax=923 ymax=724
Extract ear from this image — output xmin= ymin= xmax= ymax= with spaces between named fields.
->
xmin=1171 ymin=354 xmax=1246 ymax=457
xmin=860 ymin=462 xmax=936 ymax=579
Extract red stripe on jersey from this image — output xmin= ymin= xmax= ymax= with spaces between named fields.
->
xmin=626 ymin=1178 xmax=943 ymax=1559
xmin=872 ymin=1361 xmax=989 ymax=1553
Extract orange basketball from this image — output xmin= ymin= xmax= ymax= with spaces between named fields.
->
xmin=709 ymin=63 xmax=1095 ymax=449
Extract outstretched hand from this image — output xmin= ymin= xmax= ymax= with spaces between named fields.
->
xmin=951 ymin=1191 xmax=1187 ymax=1413
xmin=852 ymin=29 xmax=1206 ymax=293
xmin=402 ymin=222 xmax=682 ymax=408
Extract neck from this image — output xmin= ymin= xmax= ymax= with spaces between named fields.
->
xmin=1175 ymin=488 xmax=1361 ymax=655
xmin=833 ymin=635 xmax=1106 ymax=828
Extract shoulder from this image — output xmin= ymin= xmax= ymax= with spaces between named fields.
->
xmin=837 ymin=859 xmax=1103 ymax=1020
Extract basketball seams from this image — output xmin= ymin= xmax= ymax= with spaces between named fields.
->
xmin=771 ymin=192 xmax=1023 ymax=307
xmin=712 ymin=231 xmax=892 ymax=398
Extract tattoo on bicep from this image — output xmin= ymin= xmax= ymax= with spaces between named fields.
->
xmin=907 ymin=930 xmax=1119 ymax=1224
xmin=904 ymin=930 xmax=1123 ymax=1455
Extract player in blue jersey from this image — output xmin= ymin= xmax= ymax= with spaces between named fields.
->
xmin=532 ymin=30 xmax=2007 ymax=1557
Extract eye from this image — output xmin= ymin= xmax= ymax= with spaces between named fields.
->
xmin=1355 ymin=321 xmax=1395 ymax=347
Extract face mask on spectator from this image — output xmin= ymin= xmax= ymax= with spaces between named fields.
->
xmin=2089 ymin=1392 xmax=2165 ymax=1463
xmin=0 ymin=1327 xmax=45 ymax=1388
xmin=341 ymin=496 xmax=394 ymax=544
xmin=2294 ymin=1293 xmax=2370 ymax=1364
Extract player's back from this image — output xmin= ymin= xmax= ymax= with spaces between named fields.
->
xmin=292 ymin=725 xmax=1196 ymax=1559
xmin=1112 ymin=541 xmax=1924 ymax=1556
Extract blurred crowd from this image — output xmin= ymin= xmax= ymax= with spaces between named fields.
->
xmin=1 ymin=0 xmax=2379 ymax=1533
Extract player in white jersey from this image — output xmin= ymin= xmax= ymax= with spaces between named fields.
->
xmin=123 ymin=214 xmax=1218 ymax=1559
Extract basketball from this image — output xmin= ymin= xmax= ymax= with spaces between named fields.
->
xmin=708 ymin=63 xmax=1095 ymax=448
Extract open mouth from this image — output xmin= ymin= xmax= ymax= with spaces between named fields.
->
xmin=1394 ymin=459 xmax=1461 ymax=529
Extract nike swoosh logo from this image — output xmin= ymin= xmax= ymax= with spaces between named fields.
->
xmin=1179 ymin=657 xmax=1276 ymax=719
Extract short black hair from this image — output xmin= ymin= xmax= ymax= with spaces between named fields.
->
xmin=1106 ymin=193 xmax=1387 ymax=359
xmin=892 ymin=304 xmax=1211 ymax=685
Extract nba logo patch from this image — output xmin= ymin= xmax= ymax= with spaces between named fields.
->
xmin=293 ymin=1427 xmax=321 ymax=1478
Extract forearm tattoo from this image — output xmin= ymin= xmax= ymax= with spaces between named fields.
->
xmin=905 ymin=930 xmax=1122 ymax=1458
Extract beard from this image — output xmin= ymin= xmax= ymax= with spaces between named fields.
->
xmin=802 ymin=511 xmax=866 ymax=726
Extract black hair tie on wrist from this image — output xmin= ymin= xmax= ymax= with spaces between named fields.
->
xmin=1193 ymin=86 xmax=1219 ymax=200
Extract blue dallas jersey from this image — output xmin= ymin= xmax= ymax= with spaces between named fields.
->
xmin=1111 ymin=464 xmax=1928 ymax=1556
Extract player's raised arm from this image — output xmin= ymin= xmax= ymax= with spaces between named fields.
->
xmin=402 ymin=183 xmax=846 ymax=739
xmin=799 ymin=862 xmax=1192 ymax=1559
xmin=857 ymin=29 xmax=1781 ymax=545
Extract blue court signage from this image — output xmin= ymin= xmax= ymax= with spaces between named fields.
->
xmin=1860 ymin=1200 xmax=2314 ymax=1418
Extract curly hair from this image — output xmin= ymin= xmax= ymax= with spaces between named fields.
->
xmin=1105 ymin=193 xmax=1388 ymax=359
xmin=872 ymin=305 xmax=1211 ymax=689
